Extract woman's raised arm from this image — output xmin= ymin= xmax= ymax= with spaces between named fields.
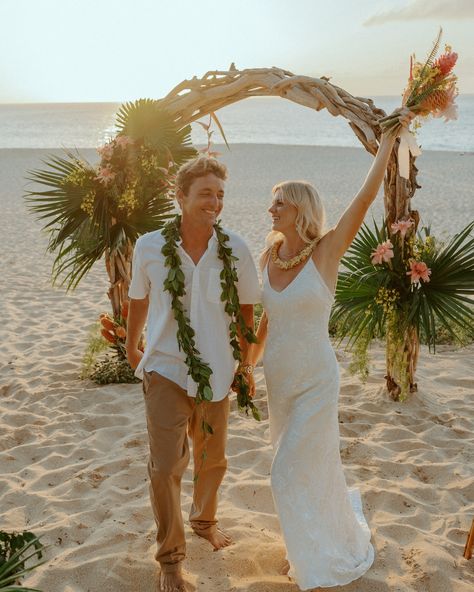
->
xmin=327 ymin=108 xmax=414 ymax=260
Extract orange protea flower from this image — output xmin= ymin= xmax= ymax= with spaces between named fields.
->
xmin=115 ymin=326 xmax=127 ymax=339
xmin=419 ymin=86 xmax=457 ymax=120
xmin=121 ymin=300 xmax=129 ymax=319
xmin=100 ymin=316 xmax=116 ymax=332
xmin=101 ymin=328 xmax=117 ymax=344
xmin=420 ymin=89 xmax=453 ymax=113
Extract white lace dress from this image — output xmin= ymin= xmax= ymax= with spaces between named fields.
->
xmin=262 ymin=258 xmax=374 ymax=590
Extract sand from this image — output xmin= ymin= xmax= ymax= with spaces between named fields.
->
xmin=1 ymin=146 xmax=473 ymax=591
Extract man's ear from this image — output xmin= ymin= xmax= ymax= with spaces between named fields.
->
xmin=176 ymin=188 xmax=184 ymax=209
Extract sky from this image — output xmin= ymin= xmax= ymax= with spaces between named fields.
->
xmin=1 ymin=0 xmax=473 ymax=103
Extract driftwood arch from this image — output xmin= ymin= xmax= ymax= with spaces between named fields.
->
xmin=153 ymin=67 xmax=422 ymax=398
xmin=159 ymin=66 xmax=420 ymax=229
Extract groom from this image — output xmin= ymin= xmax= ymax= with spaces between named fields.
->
xmin=126 ymin=155 xmax=260 ymax=592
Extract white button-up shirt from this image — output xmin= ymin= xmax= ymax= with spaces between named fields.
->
xmin=128 ymin=227 xmax=261 ymax=401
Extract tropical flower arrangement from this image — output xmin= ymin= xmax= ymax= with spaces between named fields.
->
xmin=381 ymin=28 xmax=458 ymax=131
xmin=331 ymin=30 xmax=471 ymax=400
xmin=26 ymin=100 xmax=196 ymax=383
xmin=332 ymin=219 xmax=474 ymax=400
xmin=379 ymin=28 xmax=458 ymax=178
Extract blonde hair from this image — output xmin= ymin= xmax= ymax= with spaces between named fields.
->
xmin=266 ymin=180 xmax=326 ymax=246
xmin=175 ymin=156 xmax=227 ymax=195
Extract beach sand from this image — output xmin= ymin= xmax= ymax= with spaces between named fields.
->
xmin=1 ymin=146 xmax=473 ymax=591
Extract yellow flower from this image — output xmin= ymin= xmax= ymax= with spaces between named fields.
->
xmin=80 ymin=190 xmax=96 ymax=217
xmin=117 ymin=181 xmax=139 ymax=215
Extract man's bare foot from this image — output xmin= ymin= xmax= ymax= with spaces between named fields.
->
xmin=280 ymin=559 xmax=290 ymax=576
xmin=194 ymin=527 xmax=233 ymax=550
xmin=159 ymin=568 xmax=187 ymax=592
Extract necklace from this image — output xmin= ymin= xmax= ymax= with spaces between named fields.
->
xmin=161 ymin=215 xmax=260 ymax=420
xmin=271 ymin=238 xmax=319 ymax=270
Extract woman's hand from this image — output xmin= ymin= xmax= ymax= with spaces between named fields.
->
xmin=381 ymin=107 xmax=416 ymax=139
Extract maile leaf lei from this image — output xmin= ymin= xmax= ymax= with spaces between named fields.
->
xmin=161 ymin=215 xmax=260 ymax=423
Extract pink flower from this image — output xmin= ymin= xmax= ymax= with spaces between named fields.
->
xmin=391 ymin=218 xmax=414 ymax=239
xmin=115 ymin=135 xmax=134 ymax=148
xmin=407 ymin=260 xmax=431 ymax=284
xmin=96 ymin=166 xmax=116 ymax=185
xmin=371 ymin=240 xmax=394 ymax=265
xmin=97 ymin=143 xmax=114 ymax=160
xmin=435 ymin=51 xmax=458 ymax=76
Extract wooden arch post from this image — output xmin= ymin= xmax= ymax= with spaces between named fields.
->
xmin=157 ymin=67 xmax=421 ymax=399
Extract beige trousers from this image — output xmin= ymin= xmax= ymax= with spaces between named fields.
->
xmin=142 ymin=371 xmax=230 ymax=573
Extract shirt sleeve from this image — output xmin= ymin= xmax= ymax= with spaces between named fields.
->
xmin=236 ymin=244 xmax=261 ymax=304
xmin=128 ymin=239 xmax=150 ymax=299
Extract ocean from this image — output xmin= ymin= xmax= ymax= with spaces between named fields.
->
xmin=0 ymin=96 xmax=473 ymax=152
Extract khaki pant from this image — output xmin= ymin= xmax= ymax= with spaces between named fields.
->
xmin=142 ymin=371 xmax=230 ymax=573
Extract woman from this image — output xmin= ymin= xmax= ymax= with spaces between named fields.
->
xmin=242 ymin=109 xmax=414 ymax=590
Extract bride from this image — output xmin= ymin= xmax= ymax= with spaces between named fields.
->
xmin=241 ymin=108 xmax=414 ymax=589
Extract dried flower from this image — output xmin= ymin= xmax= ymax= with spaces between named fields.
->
xmin=101 ymin=328 xmax=116 ymax=344
xmin=115 ymin=326 xmax=127 ymax=339
xmin=100 ymin=316 xmax=116 ymax=332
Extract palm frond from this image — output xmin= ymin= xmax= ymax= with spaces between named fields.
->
xmin=115 ymin=99 xmax=196 ymax=166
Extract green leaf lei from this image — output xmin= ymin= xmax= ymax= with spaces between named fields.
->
xmin=162 ymin=215 xmax=261 ymax=421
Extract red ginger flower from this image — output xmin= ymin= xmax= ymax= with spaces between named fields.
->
xmin=434 ymin=51 xmax=458 ymax=75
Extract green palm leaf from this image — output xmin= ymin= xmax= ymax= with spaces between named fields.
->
xmin=115 ymin=99 xmax=196 ymax=165
xmin=0 ymin=533 xmax=47 ymax=592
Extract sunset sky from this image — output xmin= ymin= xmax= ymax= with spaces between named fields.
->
xmin=1 ymin=0 xmax=473 ymax=103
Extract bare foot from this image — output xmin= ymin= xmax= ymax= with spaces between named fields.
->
xmin=194 ymin=526 xmax=233 ymax=550
xmin=280 ymin=559 xmax=290 ymax=576
xmin=159 ymin=568 xmax=187 ymax=592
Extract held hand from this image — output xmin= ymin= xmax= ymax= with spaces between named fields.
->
xmin=231 ymin=369 xmax=256 ymax=398
xmin=126 ymin=347 xmax=143 ymax=370
xmin=246 ymin=373 xmax=256 ymax=399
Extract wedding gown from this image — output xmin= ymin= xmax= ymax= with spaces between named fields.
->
xmin=262 ymin=257 xmax=375 ymax=590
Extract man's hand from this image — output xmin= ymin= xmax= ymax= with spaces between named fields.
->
xmin=246 ymin=373 xmax=256 ymax=399
xmin=231 ymin=370 xmax=256 ymax=398
xmin=127 ymin=348 xmax=143 ymax=370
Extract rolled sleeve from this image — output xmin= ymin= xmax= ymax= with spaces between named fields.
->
xmin=128 ymin=240 xmax=150 ymax=299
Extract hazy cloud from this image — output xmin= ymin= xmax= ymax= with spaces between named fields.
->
xmin=364 ymin=0 xmax=474 ymax=26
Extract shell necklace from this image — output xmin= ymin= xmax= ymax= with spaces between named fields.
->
xmin=271 ymin=238 xmax=319 ymax=270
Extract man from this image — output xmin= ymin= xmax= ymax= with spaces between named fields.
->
xmin=126 ymin=156 xmax=260 ymax=592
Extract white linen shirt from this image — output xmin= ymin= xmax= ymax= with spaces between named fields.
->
xmin=128 ymin=227 xmax=261 ymax=401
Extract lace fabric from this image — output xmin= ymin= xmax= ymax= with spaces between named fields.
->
xmin=262 ymin=258 xmax=374 ymax=589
